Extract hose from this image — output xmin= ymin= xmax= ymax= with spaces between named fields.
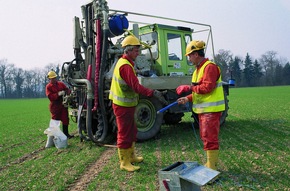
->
xmin=183 ymin=103 xmax=203 ymax=151
xmin=97 ymin=27 xmax=109 ymax=142
xmin=158 ymin=100 xmax=202 ymax=150
xmin=93 ymin=19 xmax=101 ymax=112
xmin=157 ymin=101 xmax=178 ymax=114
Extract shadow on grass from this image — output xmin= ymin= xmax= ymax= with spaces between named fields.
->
xmin=214 ymin=167 xmax=288 ymax=190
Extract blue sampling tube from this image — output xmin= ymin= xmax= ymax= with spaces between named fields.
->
xmin=157 ymin=101 xmax=178 ymax=114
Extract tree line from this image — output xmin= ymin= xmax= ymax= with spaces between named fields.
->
xmin=1 ymin=50 xmax=290 ymax=98
xmin=0 ymin=59 xmax=60 ymax=99
xmin=216 ymin=50 xmax=290 ymax=87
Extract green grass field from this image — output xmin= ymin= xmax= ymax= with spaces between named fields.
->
xmin=0 ymin=86 xmax=289 ymax=190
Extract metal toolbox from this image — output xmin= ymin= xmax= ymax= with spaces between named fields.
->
xmin=158 ymin=161 xmax=220 ymax=191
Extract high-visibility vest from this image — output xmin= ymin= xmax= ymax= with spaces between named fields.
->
xmin=192 ymin=60 xmax=225 ymax=113
xmin=109 ymin=58 xmax=139 ymax=107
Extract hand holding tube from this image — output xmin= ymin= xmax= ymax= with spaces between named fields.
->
xmin=177 ymin=97 xmax=189 ymax=105
xmin=157 ymin=101 xmax=178 ymax=114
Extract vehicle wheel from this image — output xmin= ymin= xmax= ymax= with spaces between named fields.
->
xmin=94 ymin=101 xmax=117 ymax=144
xmin=220 ymin=95 xmax=229 ymax=126
xmin=135 ymin=96 xmax=164 ymax=141
xmin=191 ymin=95 xmax=229 ymax=128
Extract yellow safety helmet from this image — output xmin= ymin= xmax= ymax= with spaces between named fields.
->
xmin=47 ymin=71 xmax=57 ymax=79
xmin=121 ymin=35 xmax=141 ymax=47
xmin=185 ymin=40 xmax=206 ymax=56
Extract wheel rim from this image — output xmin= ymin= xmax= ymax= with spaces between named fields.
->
xmin=135 ymin=99 xmax=156 ymax=132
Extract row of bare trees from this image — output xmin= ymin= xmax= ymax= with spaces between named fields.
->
xmin=215 ymin=50 xmax=290 ymax=87
xmin=0 ymin=59 xmax=59 ymax=98
xmin=1 ymin=50 xmax=290 ymax=98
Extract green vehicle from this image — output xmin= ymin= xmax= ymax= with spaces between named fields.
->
xmin=60 ymin=0 xmax=229 ymax=144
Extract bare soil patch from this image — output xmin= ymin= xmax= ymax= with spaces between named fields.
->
xmin=0 ymin=146 xmax=45 ymax=172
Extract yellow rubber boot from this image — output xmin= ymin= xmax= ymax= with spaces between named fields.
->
xmin=204 ymin=150 xmax=219 ymax=170
xmin=118 ymin=148 xmax=140 ymax=172
xmin=130 ymin=142 xmax=143 ymax=163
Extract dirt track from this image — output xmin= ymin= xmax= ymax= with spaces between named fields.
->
xmin=67 ymin=148 xmax=116 ymax=190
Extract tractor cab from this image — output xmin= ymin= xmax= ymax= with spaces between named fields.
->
xmin=136 ymin=24 xmax=195 ymax=77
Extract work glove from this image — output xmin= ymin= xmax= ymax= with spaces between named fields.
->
xmin=153 ymin=90 xmax=168 ymax=105
xmin=58 ymin=90 xmax=66 ymax=96
xmin=176 ymin=85 xmax=191 ymax=95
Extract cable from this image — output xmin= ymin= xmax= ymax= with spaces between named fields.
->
xmin=185 ymin=103 xmax=203 ymax=152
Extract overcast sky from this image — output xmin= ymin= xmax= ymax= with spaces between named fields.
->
xmin=0 ymin=0 xmax=289 ymax=70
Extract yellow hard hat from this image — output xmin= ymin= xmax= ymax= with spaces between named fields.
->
xmin=185 ymin=40 xmax=206 ymax=56
xmin=121 ymin=35 xmax=141 ymax=47
xmin=47 ymin=71 xmax=57 ymax=79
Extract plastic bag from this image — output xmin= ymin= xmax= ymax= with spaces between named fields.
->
xmin=45 ymin=135 xmax=55 ymax=148
xmin=44 ymin=119 xmax=68 ymax=149
xmin=53 ymin=136 xmax=68 ymax=149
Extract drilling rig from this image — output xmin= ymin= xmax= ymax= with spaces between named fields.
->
xmin=60 ymin=0 xmax=229 ymax=144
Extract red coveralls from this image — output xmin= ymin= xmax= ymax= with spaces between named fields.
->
xmin=45 ymin=81 xmax=70 ymax=125
xmin=114 ymin=55 xmax=154 ymax=149
xmin=186 ymin=58 xmax=222 ymax=150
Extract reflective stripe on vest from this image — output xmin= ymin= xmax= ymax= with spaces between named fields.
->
xmin=109 ymin=58 xmax=138 ymax=107
xmin=192 ymin=60 xmax=225 ymax=113
xmin=109 ymin=90 xmax=139 ymax=104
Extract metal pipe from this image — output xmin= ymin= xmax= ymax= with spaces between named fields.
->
xmin=86 ymin=45 xmax=92 ymax=77
xmin=109 ymin=8 xmax=216 ymax=60
xmin=109 ymin=9 xmax=212 ymax=28
xmin=71 ymin=79 xmax=94 ymax=142
xmin=71 ymin=79 xmax=93 ymax=99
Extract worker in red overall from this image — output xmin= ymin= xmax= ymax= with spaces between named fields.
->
xmin=176 ymin=40 xmax=225 ymax=170
xmin=46 ymin=71 xmax=73 ymax=139
xmin=109 ymin=35 xmax=167 ymax=172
